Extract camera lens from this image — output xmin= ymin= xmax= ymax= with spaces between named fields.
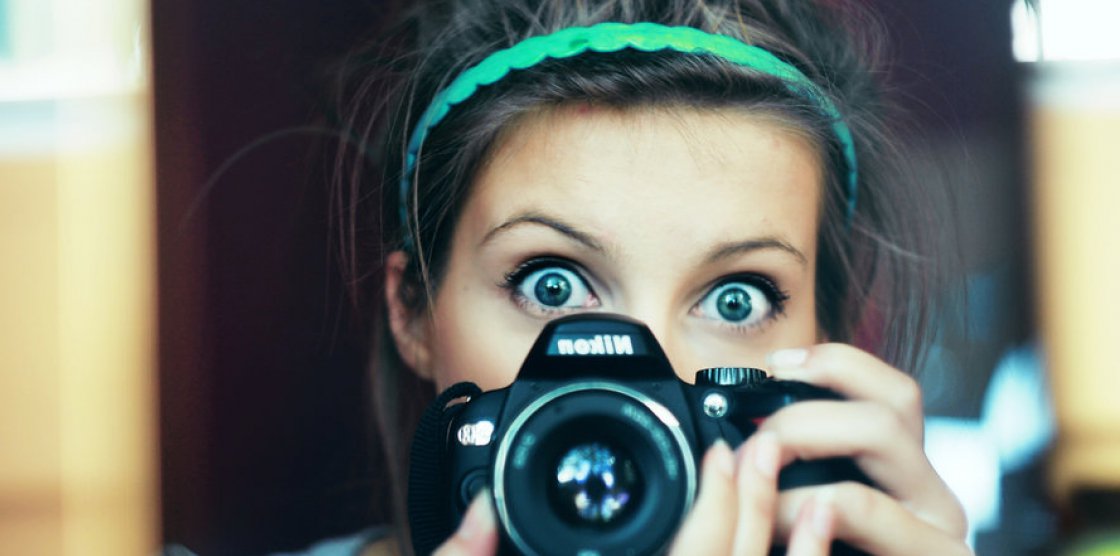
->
xmin=495 ymin=386 xmax=695 ymax=556
xmin=551 ymin=441 xmax=641 ymax=527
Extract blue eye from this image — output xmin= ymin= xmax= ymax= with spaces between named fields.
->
xmin=533 ymin=270 xmax=575 ymax=306
xmin=507 ymin=262 xmax=596 ymax=312
xmin=695 ymin=279 xmax=784 ymax=327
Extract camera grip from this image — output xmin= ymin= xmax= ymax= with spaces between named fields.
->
xmin=409 ymin=381 xmax=483 ymax=556
xmin=778 ymin=456 xmax=871 ymax=491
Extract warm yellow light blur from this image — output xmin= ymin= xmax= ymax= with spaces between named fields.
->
xmin=0 ymin=0 xmax=158 ymax=553
xmin=1031 ymin=62 xmax=1120 ymax=501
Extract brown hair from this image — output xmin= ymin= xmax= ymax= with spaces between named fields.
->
xmin=326 ymin=0 xmax=951 ymax=550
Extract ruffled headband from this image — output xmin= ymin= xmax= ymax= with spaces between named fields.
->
xmin=400 ymin=22 xmax=857 ymax=245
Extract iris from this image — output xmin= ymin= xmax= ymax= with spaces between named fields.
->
xmin=535 ymin=272 xmax=573 ymax=306
xmin=716 ymin=287 xmax=753 ymax=322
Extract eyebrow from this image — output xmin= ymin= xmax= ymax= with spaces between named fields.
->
xmin=704 ymin=237 xmax=808 ymax=267
xmin=481 ymin=212 xmax=606 ymax=252
xmin=482 ymin=211 xmax=807 ymax=267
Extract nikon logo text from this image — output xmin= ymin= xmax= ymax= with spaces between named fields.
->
xmin=554 ymin=334 xmax=635 ymax=356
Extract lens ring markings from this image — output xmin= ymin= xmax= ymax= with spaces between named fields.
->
xmin=492 ymin=382 xmax=697 ymax=556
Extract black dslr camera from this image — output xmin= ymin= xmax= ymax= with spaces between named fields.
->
xmin=409 ymin=313 xmax=868 ymax=556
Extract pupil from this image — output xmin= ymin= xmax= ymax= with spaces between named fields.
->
xmin=717 ymin=288 xmax=753 ymax=321
xmin=552 ymin=442 xmax=639 ymax=527
xmin=535 ymin=272 xmax=572 ymax=306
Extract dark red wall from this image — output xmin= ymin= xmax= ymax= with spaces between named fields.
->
xmin=153 ymin=2 xmax=405 ymax=553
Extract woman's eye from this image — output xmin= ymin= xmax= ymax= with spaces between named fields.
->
xmin=510 ymin=264 xmax=596 ymax=311
xmin=694 ymin=279 xmax=783 ymax=327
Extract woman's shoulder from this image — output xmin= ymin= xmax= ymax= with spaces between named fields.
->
xmin=358 ymin=535 xmax=398 ymax=556
xmin=268 ymin=526 xmax=395 ymax=556
xmin=161 ymin=528 xmax=396 ymax=556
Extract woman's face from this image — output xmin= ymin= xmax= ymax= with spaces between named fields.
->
xmin=391 ymin=105 xmax=823 ymax=392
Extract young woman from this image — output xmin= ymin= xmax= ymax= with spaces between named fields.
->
xmin=328 ymin=0 xmax=970 ymax=554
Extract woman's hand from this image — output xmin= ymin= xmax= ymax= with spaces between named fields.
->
xmin=756 ymin=343 xmax=972 ymax=555
xmin=672 ymin=343 xmax=971 ymax=555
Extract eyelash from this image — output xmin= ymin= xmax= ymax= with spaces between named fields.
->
xmin=696 ymin=274 xmax=791 ymax=332
xmin=500 ymin=256 xmax=597 ymax=316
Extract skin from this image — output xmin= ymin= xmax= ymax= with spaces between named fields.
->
xmin=384 ymin=105 xmax=970 ymax=555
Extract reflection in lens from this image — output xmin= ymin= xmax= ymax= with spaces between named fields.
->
xmin=553 ymin=442 xmax=640 ymax=526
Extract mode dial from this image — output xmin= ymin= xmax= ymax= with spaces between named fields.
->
xmin=695 ymin=367 xmax=768 ymax=387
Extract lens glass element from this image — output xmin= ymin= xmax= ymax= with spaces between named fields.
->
xmin=551 ymin=441 xmax=640 ymax=527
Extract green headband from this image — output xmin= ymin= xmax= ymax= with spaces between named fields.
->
xmin=400 ymin=22 xmax=858 ymax=241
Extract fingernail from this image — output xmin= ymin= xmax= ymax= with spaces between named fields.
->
xmin=769 ymin=367 xmax=812 ymax=383
xmin=768 ymin=348 xmax=808 ymax=369
xmin=708 ymin=439 xmax=735 ymax=479
xmin=750 ymin=432 xmax=780 ymax=479
xmin=458 ymin=488 xmax=495 ymax=541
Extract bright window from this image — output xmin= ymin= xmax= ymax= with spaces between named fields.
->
xmin=1013 ymin=0 xmax=1120 ymax=62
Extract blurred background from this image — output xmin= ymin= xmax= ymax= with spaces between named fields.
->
xmin=1 ymin=0 xmax=1118 ymax=554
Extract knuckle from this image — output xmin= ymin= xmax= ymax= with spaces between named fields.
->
xmin=860 ymin=401 xmax=907 ymax=446
xmin=894 ymin=375 xmax=923 ymax=412
xmin=828 ymin=481 xmax=880 ymax=525
xmin=808 ymin=343 xmax=849 ymax=374
xmin=944 ymin=491 xmax=971 ymax=540
xmin=809 ymin=342 xmax=883 ymax=385
xmin=892 ymin=376 xmax=925 ymax=434
xmin=743 ymin=480 xmax=776 ymax=515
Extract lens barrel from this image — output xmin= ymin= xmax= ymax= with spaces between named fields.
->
xmin=493 ymin=383 xmax=696 ymax=556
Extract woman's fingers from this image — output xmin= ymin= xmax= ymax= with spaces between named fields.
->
xmin=785 ymin=495 xmax=834 ymax=556
xmin=766 ymin=342 xmax=967 ymax=540
xmin=778 ymin=484 xmax=973 ymax=556
xmin=768 ymin=344 xmax=925 ymax=439
xmin=673 ymin=434 xmax=788 ymax=555
xmin=731 ymin=432 xmax=781 ymax=556
xmin=670 ymin=440 xmax=738 ymax=554
xmin=433 ymin=490 xmax=499 ymax=556
xmin=761 ymin=400 xmax=968 ymax=540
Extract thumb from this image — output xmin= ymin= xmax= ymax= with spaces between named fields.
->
xmin=432 ymin=490 xmax=498 ymax=556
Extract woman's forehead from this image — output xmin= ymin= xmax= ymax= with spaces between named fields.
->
xmin=483 ymin=104 xmax=823 ymax=183
xmin=495 ymin=102 xmax=822 ymax=151
xmin=466 ymin=105 xmax=823 ymax=249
